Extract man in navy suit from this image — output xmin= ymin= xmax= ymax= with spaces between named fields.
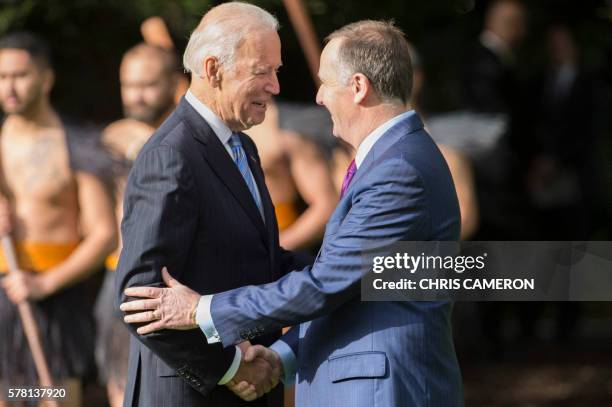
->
xmin=114 ymin=3 xmax=310 ymax=406
xmin=122 ymin=20 xmax=464 ymax=406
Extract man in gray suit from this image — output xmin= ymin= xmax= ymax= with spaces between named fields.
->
xmin=122 ymin=20 xmax=464 ymax=406
xmin=115 ymin=3 xmax=309 ymax=406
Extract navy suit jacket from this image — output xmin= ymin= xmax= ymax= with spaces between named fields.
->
xmin=211 ymin=112 xmax=464 ymax=406
xmin=115 ymin=97 xmax=309 ymax=406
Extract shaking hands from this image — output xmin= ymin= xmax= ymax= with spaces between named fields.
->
xmin=227 ymin=342 xmax=282 ymax=401
xmin=120 ymin=268 xmax=285 ymax=401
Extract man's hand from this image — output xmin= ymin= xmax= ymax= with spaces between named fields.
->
xmin=1 ymin=271 xmax=52 ymax=304
xmin=226 ymin=344 xmax=282 ymax=401
xmin=120 ymin=267 xmax=200 ymax=334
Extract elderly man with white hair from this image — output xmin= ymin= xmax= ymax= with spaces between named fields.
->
xmin=115 ymin=2 xmax=311 ymax=406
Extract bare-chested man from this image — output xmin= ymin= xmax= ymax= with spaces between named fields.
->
xmin=95 ymin=43 xmax=179 ymax=407
xmin=0 ymin=32 xmax=116 ymax=406
xmin=245 ymin=101 xmax=336 ymax=251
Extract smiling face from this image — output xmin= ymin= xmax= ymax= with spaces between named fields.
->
xmin=213 ymin=29 xmax=281 ymax=131
xmin=0 ymin=49 xmax=50 ymax=115
xmin=315 ymin=39 xmax=358 ymax=144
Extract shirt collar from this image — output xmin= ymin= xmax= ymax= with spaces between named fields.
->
xmin=185 ymin=89 xmax=233 ymax=145
xmin=354 ymin=110 xmax=416 ymax=168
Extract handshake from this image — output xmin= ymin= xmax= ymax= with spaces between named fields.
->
xmin=227 ymin=342 xmax=283 ymax=401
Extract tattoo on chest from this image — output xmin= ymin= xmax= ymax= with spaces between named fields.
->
xmin=4 ymin=136 xmax=70 ymax=194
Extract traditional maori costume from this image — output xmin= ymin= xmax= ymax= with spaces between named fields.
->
xmin=0 ymin=120 xmax=112 ymax=387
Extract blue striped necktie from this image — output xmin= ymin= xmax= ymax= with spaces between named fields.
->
xmin=229 ymin=133 xmax=264 ymax=221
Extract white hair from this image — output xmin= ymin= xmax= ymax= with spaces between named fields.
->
xmin=183 ymin=2 xmax=279 ymax=75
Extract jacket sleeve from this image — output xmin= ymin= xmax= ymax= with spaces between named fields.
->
xmin=210 ymin=157 xmax=430 ymax=346
xmin=115 ymin=144 xmax=235 ymax=395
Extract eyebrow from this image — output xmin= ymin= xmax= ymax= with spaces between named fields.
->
xmin=251 ymin=62 xmax=283 ymax=72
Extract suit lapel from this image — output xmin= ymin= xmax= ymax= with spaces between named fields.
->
xmin=176 ymin=98 xmax=269 ymax=247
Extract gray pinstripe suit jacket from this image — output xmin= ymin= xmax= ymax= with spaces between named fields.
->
xmin=115 ymin=98 xmax=309 ymax=406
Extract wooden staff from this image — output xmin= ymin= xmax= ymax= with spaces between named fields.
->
xmin=140 ymin=16 xmax=175 ymax=50
xmin=282 ymin=0 xmax=322 ymax=87
xmin=1 ymin=236 xmax=59 ymax=406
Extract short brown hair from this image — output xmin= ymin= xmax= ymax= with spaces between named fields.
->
xmin=326 ymin=20 xmax=413 ymax=104
xmin=122 ymin=43 xmax=179 ymax=76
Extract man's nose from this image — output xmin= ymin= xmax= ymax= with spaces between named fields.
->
xmin=315 ymin=86 xmax=323 ymax=106
xmin=265 ymin=73 xmax=280 ymax=95
xmin=1 ymin=78 xmax=17 ymax=94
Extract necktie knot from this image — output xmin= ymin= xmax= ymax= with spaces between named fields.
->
xmin=229 ymin=133 xmax=242 ymax=148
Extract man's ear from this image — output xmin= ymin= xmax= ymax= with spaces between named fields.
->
xmin=202 ymin=56 xmax=221 ymax=87
xmin=351 ymin=73 xmax=370 ymax=104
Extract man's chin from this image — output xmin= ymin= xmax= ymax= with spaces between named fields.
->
xmin=125 ymin=111 xmax=157 ymax=125
xmin=243 ymin=115 xmax=266 ymax=129
xmin=0 ymin=103 xmax=25 ymax=115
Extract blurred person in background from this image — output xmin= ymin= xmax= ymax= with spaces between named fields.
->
xmin=462 ymin=0 xmax=533 ymax=353
xmin=523 ymin=23 xmax=606 ymax=343
xmin=408 ymin=42 xmax=480 ymax=240
xmin=0 ymin=31 xmax=116 ymax=406
xmin=528 ymin=23 xmax=602 ymax=242
xmin=463 ymin=0 xmax=526 ymax=113
xmin=95 ymin=42 xmax=180 ymax=407
xmin=140 ymin=16 xmax=189 ymax=104
xmin=245 ymin=101 xmax=337 ymax=251
xmin=462 ymin=0 xmax=529 ymax=240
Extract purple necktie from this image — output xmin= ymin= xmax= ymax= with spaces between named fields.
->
xmin=340 ymin=159 xmax=357 ymax=198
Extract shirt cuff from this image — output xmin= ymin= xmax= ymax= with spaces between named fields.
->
xmin=270 ymin=340 xmax=297 ymax=387
xmin=196 ymin=295 xmax=221 ymax=344
xmin=217 ymin=345 xmax=241 ymax=385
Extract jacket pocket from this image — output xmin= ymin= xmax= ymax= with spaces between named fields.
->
xmin=328 ymin=351 xmax=387 ymax=383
